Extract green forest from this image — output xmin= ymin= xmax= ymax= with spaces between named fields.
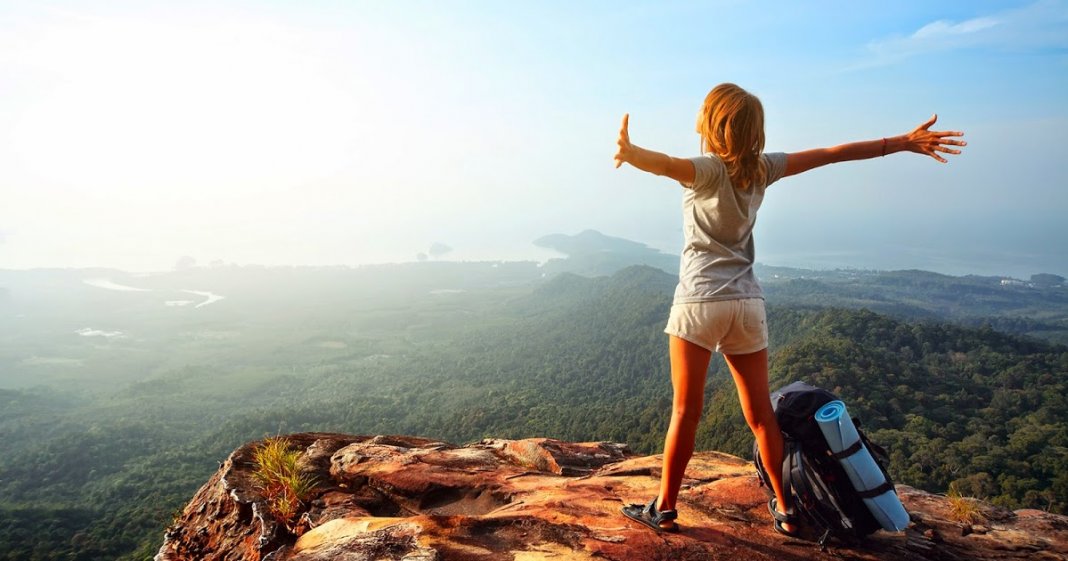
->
xmin=0 ymin=262 xmax=1066 ymax=560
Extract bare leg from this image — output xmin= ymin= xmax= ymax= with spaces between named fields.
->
xmin=723 ymin=348 xmax=795 ymax=533
xmin=656 ymin=335 xmax=711 ymax=526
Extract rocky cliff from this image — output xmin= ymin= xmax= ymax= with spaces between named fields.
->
xmin=157 ymin=433 xmax=1068 ymax=561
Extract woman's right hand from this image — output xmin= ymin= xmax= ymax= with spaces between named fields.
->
xmin=614 ymin=113 xmax=633 ymax=168
xmin=903 ymin=114 xmax=966 ymax=163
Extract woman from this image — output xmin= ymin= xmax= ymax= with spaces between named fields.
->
xmin=614 ymin=83 xmax=964 ymax=536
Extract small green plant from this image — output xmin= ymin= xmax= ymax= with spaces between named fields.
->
xmin=170 ymin=505 xmax=185 ymax=526
xmin=252 ymin=437 xmax=319 ymax=531
xmin=946 ymin=485 xmax=984 ymax=525
xmin=512 ymin=440 xmax=553 ymax=472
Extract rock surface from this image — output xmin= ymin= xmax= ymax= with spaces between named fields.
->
xmin=157 ymin=432 xmax=1068 ymax=561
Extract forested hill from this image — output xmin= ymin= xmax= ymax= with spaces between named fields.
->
xmin=778 ymin=309 xmax=1068 ymax=511
xmin=1 ymin=264 xmax=1067 ymax=559
xmin=760 ymin=267 xmax=1068 ymax=344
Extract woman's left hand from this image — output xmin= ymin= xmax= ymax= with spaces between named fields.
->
xmin=904 ymin=114 xmax=966 ymax=163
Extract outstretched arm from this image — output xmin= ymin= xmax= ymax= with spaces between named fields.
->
xmin=613 ymin=114 xmax=697 ymax=186
xmin=784 ymin=114 xmax=965 ymax=178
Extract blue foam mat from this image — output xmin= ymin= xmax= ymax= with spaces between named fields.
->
xmin=815 ymin=400 xmax=909 ymax=531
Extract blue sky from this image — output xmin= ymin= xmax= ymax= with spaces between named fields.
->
xmin=1 ymin=1 xmax=1065 ymax=276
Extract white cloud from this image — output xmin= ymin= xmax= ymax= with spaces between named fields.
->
xmin=911 ymin=17 xmax=1000 ymax=40
xmin=853 ymin=0 xmax=1068 ymax=69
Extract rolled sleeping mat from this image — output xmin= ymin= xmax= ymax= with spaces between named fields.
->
xmin=815 ymin=400 xmax=910 ymax=531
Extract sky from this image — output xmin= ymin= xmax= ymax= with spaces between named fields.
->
xmin=1 ymin=0 xmax=1066 ymax=277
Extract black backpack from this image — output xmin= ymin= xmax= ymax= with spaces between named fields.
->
xmin=753 ymin=381 xmax=897 ymax=547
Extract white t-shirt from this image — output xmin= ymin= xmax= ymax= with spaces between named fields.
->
xmin=673 ymin=152 xmax=788 ymax=303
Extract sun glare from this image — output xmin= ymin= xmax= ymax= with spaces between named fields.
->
xmin=10 ymin=13 xmax=359 ymax=195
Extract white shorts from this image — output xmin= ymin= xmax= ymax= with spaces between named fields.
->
xmin=664 ymin=298 xmax=768 ymax=355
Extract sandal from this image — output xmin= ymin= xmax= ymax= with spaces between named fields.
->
xmin=621 ymin=497 xmax=679 ymax=533
xmin=768 ymin=498 xmax=802 ymax=538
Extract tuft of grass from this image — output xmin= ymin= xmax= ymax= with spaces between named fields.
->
xmin=946 ymin=486 xmax=984 ymax=525
xmin=511 ymin=441 xmax=553 ymax=472
xmin=252 ymin=437 xmax=319 ymax=532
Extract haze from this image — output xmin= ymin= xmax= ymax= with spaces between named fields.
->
xmin=2 ymin=1 xmax=1066 ymax=277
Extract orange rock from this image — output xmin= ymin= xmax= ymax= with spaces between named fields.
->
xmin=156 ymin=432 xmax=1068 ymax=561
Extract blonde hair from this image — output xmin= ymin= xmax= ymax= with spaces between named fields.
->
xmin=696 ymin=83 xmax=766 ymax=190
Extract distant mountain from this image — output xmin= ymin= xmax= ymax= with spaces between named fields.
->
xmin=533 ymin=230 xmax=679 ymax=277
xmin=534 ymin=229 xmax=660 ymax=256
xmin=758 ymin=266 xmax=1068 ymax=344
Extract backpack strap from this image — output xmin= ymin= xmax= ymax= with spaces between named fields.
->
xmin=781 ymin=438 xmax=797 ymax=502
xmin=830 ymin=440 xmax=864 ymax=460
xmin=827 ymin=434 xmax=896 ymax=500
xmin=862 ymin=433 xmax=890 ymax=463
xmin=791 ymin=445 xmax=853 ymax=534
xmin=857 ymin=481 xmax=895 ymax=499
